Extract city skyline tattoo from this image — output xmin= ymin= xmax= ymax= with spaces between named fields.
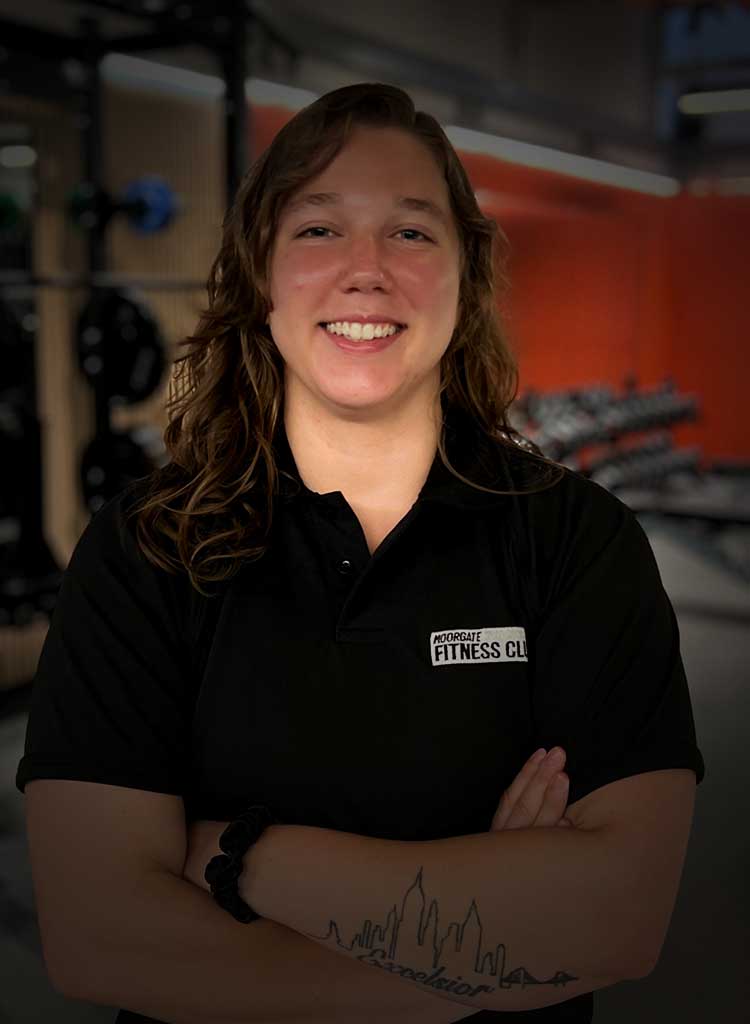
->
xmin=302 ymin=864 xmax=580 ymax=1002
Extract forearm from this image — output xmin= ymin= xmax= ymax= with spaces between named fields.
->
xmin=245 ymin=824 xmax=648 ymax=1015
xmin=60 ymin=869 xmax=480 ymax=1024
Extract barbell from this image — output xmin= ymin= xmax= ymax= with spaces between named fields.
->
xmin=67 ymin=175 xmax=180 ymax=235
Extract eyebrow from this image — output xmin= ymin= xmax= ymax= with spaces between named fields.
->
xmin=284 ymin=191 xmax=450 ymax=228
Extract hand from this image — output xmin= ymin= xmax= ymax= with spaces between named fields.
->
xmin=490 ymin=747 xmax=574 ymax=831
xmin=182 ymin=819 xmax=229 ymax=892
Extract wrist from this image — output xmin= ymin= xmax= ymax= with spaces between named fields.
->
xmin=204 ymin=807 xmax=280 ymax=923
xmin=238 ymin=822 xmax=287 ymax=917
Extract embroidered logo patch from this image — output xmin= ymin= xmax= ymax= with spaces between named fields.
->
xmin=430 ymin=626 xmax=528 ymax=666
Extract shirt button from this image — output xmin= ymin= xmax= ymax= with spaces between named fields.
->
xmin=336 ymin=559 xmax=355 ymax=575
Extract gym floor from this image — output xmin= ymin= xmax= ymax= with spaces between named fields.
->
xmin=0 ymin=517 xmax=747 ymax=1023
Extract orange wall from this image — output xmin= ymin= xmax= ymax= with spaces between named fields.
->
xmin=470 ymin=153 xmax=749 ymax=463
xmin=250 ymin=104 xmax=748 ymax=461
xmin=666 ymin=195 xmax=747 ymax=460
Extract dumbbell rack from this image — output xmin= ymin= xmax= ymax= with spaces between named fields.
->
xmin=510 ymin=383 xmax=750 ymax=586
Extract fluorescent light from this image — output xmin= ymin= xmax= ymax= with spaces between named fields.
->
xmin=244 ymin=79 xmax=319 ymax=109
xmin=101 ymin=53 xmax=318 ymax=109
xmin=99 ymin=55 xmax=680 ymax=195
xmin=445 ymin=124 xmax=680 ymax=196
xmin=679 ymin=89 xmax=750 ymax=115
xmin=0 ymin=145 xmax=37 ymax=169
xmin=101 ymin=52 xmax=226 ymax=98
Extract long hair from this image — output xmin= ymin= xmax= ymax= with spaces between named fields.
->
xmin=125 ymin=82 xmax=566 ymax=599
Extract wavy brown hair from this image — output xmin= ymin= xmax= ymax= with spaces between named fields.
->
xmin=125 ymin=82 xmax=566 ymax=598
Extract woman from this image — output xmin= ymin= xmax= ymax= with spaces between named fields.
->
xmin=18 ymin=83 xmax=704 ymax=1024
xmin=127 ymin=81 xmax=562 ymax=593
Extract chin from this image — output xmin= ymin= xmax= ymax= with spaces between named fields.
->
xmin=315 ymin=385 xmax=408 ymax=415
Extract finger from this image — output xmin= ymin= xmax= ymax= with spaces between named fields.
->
xmin=491 ymin=748 xmax=546 ymax=830
xmin=533 ymin=772 xmax=569 ymax=828
xmin=504 ymin=749 xmax=567 ymax=830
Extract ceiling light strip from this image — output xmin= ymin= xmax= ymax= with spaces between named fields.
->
xmin=101 ymin=55 xmax=680 ymax=196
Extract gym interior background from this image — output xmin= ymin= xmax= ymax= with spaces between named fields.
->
xmin=1 ymin=0 xmax=749 ymax=1021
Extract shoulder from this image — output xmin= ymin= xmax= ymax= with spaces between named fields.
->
xmin=497 ymin=446 xmax=646 ymax=587
xmin=68 ymin=476 xmax=153 ymax=573
xmin=64 ymin=475 xmax=204 ymax=640
xmin=66 ymin=476 xmax=193 ymax=614
xmin=501 ymin=447 xmax=633 ymax=538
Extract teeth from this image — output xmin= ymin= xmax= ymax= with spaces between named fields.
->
xmin=324 ymin=321 xmax=401 ymax=340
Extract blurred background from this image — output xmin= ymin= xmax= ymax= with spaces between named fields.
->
xmin=0 ymin=0 xmax=748 ymax=1020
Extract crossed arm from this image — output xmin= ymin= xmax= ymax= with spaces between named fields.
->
xmin=184 ymin=769 xmax=697 ymax=1016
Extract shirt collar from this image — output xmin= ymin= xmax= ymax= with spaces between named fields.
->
xmin=272 ymin=404 xmax=524 ymax=511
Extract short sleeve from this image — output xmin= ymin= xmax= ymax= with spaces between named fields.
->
xmin=15 ymin=482 xmax=195 ymax=796
xmin=528 ymin=476 xmax=706 ymax=808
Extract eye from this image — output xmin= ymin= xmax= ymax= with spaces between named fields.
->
xmin=295 ymin=226 xmax=433 ymax=242
xmin=296 ymin=226 xmax=334 ymax=238
xmin=398 ymin=228 xmax=432 ymax=242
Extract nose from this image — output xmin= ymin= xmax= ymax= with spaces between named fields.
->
xmin=343 ymin=250 xmax=391 ymax=290
xmin=345 ymin=273 xmax=387 ymax=292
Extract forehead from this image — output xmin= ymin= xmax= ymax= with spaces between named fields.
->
xmin=278 ymin=128 xmax=458 ymax=245
xmin=284 ymin=190 xmax=451 ymax=229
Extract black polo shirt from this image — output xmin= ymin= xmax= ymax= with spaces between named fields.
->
xmin=16 ymin=404 xmax=706 ymax=1023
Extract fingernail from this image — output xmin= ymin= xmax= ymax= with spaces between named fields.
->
xmin=547 ymin=747 xmax=564 ymax=764
xmin=532 ymin=748 xmax=546 ymax=762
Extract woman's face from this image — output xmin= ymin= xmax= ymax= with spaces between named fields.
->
xmin=266 ymin=125 xmax=462 ymax=422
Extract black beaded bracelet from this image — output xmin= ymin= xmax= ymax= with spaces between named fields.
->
xmin=204 ymin=805 xmax=279 ymax=923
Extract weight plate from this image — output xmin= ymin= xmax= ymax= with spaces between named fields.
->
xmin=75 ymin=287 xmax=167 ymax=404
xmin=79 ymin=430 xmax=157 ymax=514
xmin=122 ymin=175 xmax=179 ymax=234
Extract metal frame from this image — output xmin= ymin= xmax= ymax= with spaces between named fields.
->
xmin=3 ymin=0 xmax=748 ymax=183
xmin=0 ymin=271 xmax=208 ymax=293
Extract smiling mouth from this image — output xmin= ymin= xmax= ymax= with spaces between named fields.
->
xmin=317 ymin=322 xmax=407 ymax=332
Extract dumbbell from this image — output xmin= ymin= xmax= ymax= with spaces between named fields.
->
xmin=67 ymin=175 xmax=180 ymax=234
